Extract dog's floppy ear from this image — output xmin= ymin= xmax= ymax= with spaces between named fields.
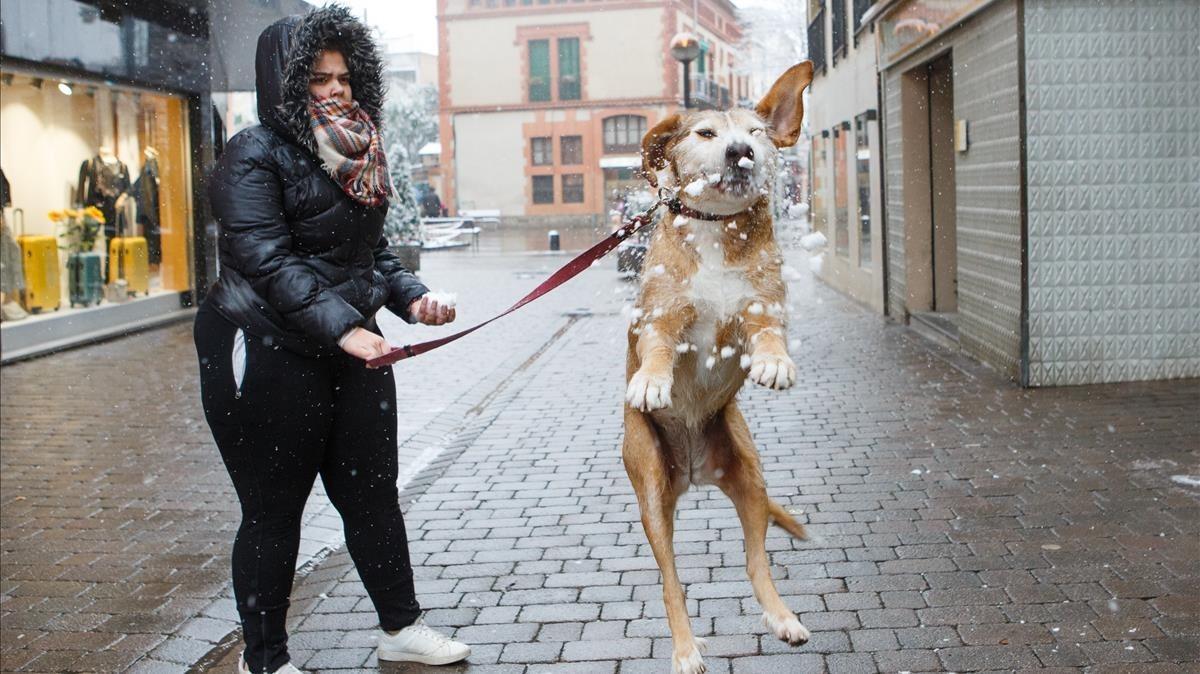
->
xmin=755 ymin=61 xmax=814 ymax=148
xmin=640 ymin=114 xmax=682 ymax=188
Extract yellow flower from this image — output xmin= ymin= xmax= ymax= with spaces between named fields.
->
xmin=47 ymin=210 xmax=64 ymax=222
xmin=84 ymin=206 xmax=105 ymax=222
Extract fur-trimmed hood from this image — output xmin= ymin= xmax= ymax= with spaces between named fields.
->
xmin=254 ymin=4 xmax=386 ymax=155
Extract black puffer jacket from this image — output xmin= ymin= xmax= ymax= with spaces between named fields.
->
xmin=203 ymin=6 xmax=427 ymax=354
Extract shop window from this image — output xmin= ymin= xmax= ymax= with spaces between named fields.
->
xmin=532 ymin=175 xmax=554 ymax=204
xmin=855 ymin=112 xmax=873 ymax=267
xmin=558 ymin=38 xmax=581 ymax=101
xmin=560 ymin=135 xmax=583 ymax=165
xmin=531 ymin=136 xmax=552 ymax=165
xmin=562 ymin=174 xmax=584 ymax=203
xmin=833 ymin=123 xmax=850 ymax=258
xmin=0 ymin=68 xmax=194 ymax=318
xmin=602 ymin=115 xmax=646 ymax=153
xmin=811 ymin=133 xmax=829 ymax=235
xmin=529 ymin=40 xmax=551 ymax=102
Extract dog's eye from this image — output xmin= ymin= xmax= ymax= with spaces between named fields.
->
xmin=750 ymin=128 xmax=765 ymax=136
xmin=695 ymin=129 xmax=717 ymax=139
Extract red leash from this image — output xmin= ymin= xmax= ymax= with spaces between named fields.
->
xmin=366 ymin=196 xmax=667 ymax=368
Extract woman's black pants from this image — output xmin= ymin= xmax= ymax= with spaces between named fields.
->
xmin=194 ymin=306 xmax=421 ymax=673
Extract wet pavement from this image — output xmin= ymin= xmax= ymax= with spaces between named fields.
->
xmin=2 ymin=229 xmax=1199 ymax=673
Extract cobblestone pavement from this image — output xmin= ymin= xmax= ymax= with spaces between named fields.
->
xmin=210 ymin=248 xmax=1199 ymax=673
xmin=0 ymin=237 xmax=622 ymax=673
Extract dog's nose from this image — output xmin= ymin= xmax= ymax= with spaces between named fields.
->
xmin=726 ymin=142 xmax=754 ymax=166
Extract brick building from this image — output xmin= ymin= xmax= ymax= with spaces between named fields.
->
xmin=435 ymin=0 xmax=745 ymax=226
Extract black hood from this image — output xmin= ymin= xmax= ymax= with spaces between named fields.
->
xmin=254 ymin=4 xmax=386 ymax=155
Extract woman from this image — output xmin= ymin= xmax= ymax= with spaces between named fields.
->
xmin=194 ymin=6 xmax=470 ymax=673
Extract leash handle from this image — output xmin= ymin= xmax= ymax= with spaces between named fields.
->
xmin=366 ymin=196 xmax=667 ymax=368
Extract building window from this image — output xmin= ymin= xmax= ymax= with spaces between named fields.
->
xmin=853 ymin=0 xmax=874 ymax=34
xmin=531 ymin=136 xmax=552 ymax=165
xmin=833 ymin=124 xmax=849 ymax=258
xmin=558 ymin=37 xmax=580 ymax=100
xmin=532 ymin=175 xmax=554 ymax=203
xmin=602 ymin=115 xmax=646 ymax=153
xmin=560 ymin=135 xmax=583 ymax=165
xmin=529 ymin=39 xmax=551 ymax=102
xmin=855 ymin=112 xmax=873 ymax=267
xmin=831 ymin=0 xmax=847 ymax=63
xmin=807 ymin=1 xmax=826 ymax=74
xmin=562 ymin=174 xmax=584 ymax=203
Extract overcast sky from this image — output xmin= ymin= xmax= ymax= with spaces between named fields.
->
xmin=328 ymin=0 xmax=767 ymax=55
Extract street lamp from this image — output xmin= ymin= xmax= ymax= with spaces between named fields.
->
xmin=670 ymin=32 xmax=700 ymax=109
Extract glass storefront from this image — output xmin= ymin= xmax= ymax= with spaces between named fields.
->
xmin=0 ymin=67 xmax=194 ymax=323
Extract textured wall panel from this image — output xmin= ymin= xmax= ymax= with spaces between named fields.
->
xmin=1025 ymin=0 xmax=1200 ymax=386
xmin=881 ymin=0 xmax=1023 ymax=378
xmin=884 ymin=70 xmax=907 ymax=319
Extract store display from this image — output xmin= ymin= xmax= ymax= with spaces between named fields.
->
xmin=76 ymin=150 xmax=131 ymax=239
xmin=133 ymin=148 xmax=162 ymax=266
xmin=68 ymin=252 xmax=104 ymax=307
xmin=14 ymin=209 xmax=61 ymax=313
xmin=0 ymin=167 xmax=30 ymax=321
xmin=107 ymin=208 xmax=149 ymax=296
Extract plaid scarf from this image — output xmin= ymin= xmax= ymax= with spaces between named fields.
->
xmin=309 ymin=97 xmax=392 ymax=207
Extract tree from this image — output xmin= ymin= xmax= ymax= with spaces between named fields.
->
xmin=735 ymin=0 xmax=808 ymax=99
xmin=384 ymin=143 xmax=423 ymax=245
xmin=383 ymin=83 xmax=439 ymax=163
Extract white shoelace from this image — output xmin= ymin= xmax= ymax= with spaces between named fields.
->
xmin=410 ymin=623 xmax=453 ymax=647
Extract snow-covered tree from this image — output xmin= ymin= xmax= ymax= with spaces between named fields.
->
xmin=385 ymin=143 xmax=422 ymax=245
xmin=736 ymin=0 xmax=809 ymax=98
xmin=384 ymin=83 xmax=438 ymax=163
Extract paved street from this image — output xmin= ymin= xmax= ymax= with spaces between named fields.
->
xmin=3 ymin=233 xmax=1199 ymax=673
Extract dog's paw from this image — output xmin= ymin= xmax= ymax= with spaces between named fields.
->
xmin=672 ymin=644 xmax=706 ymax=674
xmin=626 ymin=370 xmax=673 ymax=411
xmin=762 ymin=610 xmax=810 ymax=646
xmin=748 ymin=353 xmax=796 ymax=390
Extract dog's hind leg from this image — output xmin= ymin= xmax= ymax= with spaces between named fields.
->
xmin=712 ymin=404 xmax=810 ymax=647
xmin=623 ymin=408 xmax=706 ymax=674
xmin=767 ymin=499 xmax=809 ymax=540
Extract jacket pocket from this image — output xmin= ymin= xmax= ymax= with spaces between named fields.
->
xmin=232 ymin=329 xmax=248 ymax=398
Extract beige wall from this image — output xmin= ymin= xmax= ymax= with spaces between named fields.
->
xmin=446 ymin=17 xmax=525 ymax=108
xmin=453 ymin=111 xmax=535 ymax=215
xmin=807 ymin=1 xmax=884 ymax=312
xmin=584 ymin=8 xmax=667 ymax=101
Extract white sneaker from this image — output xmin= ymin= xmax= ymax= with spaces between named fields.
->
xmin=376 ymin=619 xmax=471 ymax=665
xmin=237 ymin=652 xmax=304 ymax=673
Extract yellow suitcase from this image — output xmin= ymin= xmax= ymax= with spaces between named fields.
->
xmin=14 ymin=209 xmax=62 ymax=313
xmin=108 ymin=236 xmax=150 ymax=296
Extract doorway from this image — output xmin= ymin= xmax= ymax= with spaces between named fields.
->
xmin=901 ymin=52 xmax=958 ymax=338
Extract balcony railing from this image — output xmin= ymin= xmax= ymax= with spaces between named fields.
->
xmin=688 ymin=74 xmax=732 ymax=110
xmin=807 ymin=8 xmax=826 ymax=74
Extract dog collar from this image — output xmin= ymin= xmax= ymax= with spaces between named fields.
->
xmin=666 ymin=197 xmax=742 ymax=222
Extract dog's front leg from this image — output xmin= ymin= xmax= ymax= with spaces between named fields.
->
xmin=626 ymin=304 xmax=695 ymax=411
xmin=741 ymin=304 xmax=795 ymax=390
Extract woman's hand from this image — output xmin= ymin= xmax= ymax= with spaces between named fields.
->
xmin=340 ymin=327 xmax=393 ymax=363
xmin=409 ymin=294 xmax=457 ymax=326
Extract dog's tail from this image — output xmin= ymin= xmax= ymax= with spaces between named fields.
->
xmin=768 ymin=500 xmax=809 ymax=540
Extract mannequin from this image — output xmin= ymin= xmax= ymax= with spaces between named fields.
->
xmin=0 ymin=167 xmax=29 ymax=321
xmin=134 ymin=146 xmax=162 ymax=270
xmin=78 ymin=146 xmax=132 ymax=280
